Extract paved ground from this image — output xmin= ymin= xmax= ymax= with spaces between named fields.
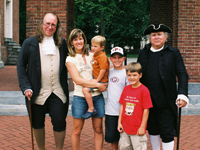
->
xmin=0 ymin=65 xmax=20 ymax=91
xmin=0 ymin=65 xmax=200 ymax=150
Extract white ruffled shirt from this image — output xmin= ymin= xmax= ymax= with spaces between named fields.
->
xmin=41 ymin=36 xmax=56 ymax=55
xmin=150 ymin=46 xmax=189 ymax=107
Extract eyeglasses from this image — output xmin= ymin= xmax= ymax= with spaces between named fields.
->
xmin=43 ymin=22 xmax=57 ymax=29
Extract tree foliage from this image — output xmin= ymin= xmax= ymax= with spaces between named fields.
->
xmin=75 ymin=0 xmax=150 ymax=53
xmin=19 ymin=0 xmax=26 ymax=45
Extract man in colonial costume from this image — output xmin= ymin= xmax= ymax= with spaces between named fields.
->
xmin=137 ymin=24 xmax=188 ymax=150
xmin=17 ymin=13 xmax=69 ymax=150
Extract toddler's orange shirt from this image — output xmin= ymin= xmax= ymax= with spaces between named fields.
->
xmin=92 ymin=51 xmax=109 ymax=82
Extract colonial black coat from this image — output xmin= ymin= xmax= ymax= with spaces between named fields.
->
xmin=17 ymin=36 xmax=69 ymax=105
xmin=137 ymin=43 xmax=188 ymax=115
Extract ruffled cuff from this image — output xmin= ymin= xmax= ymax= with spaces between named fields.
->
xmin=176 ymin=94 xmax=189 ymax=108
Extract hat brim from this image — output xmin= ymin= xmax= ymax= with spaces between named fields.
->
xmin=111 ymin=52 xmax=124 ymax=57
xmin=143 ymin=24 xmax=172 ymax=35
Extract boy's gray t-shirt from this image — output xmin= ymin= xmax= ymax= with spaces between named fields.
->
xmin=105 ymin=68 xmax=130 ymax=116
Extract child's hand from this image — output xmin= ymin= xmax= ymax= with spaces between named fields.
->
xmin=118 ymin=123 xmax=124 ymax=133
xmin=137 ymin=127 xmax=145 ymax=136
xmin=90 ymin=79 xmax=98 ymax=83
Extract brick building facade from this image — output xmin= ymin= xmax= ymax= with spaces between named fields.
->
xmin=151 ymin=0 xmax=200 ymax=83
xmin=0 ymin=0 xmax=74 ymax=65
xmin=0 ymin=0 xmax=19 ymax=64
xmin=0 ymin=0 xmax=199 ymax=83
xmin=26 ymin=0 xmax=74 ymax=40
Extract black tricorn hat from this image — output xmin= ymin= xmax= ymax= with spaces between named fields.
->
xmin=143 ymin=24 xmax=172 ymax=35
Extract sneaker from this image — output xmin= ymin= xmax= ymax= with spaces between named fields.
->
xmin=82 ymin=109 xmax=97 ymax=119
xmin=92 ymin=88 xmax=99 ymax=92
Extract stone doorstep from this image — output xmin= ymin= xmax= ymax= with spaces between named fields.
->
xmin=0 ymin=91 xmax=197 ymax=104
xmin=0 ymin=91 xmax=98 ymax=105
xmin=0 ymin=61 xmax=4 ymax=68
xmin=0 ymin=104 xmax=72 ymax=116
xmin=0 ymin=103 xmax=199 ymax=116
xmin=0 ymin=91 xmax=199 ymax=116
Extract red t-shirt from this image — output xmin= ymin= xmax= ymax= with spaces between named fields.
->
xmin=119 ymin=84 xmax=153 ymax=135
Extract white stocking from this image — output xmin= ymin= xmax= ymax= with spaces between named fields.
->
xmin=149 ymin=134 xmax=161 ymax=150
xmin=162 ymin=140 xmax=174 ymax=150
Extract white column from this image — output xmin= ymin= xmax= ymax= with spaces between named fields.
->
xmin=4 ymin=0 xmax=13 ymax=39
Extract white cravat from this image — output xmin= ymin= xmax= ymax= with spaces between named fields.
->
xmin=150 ymin=45 xmax=164 ymax=52
xmin=41 ymin=36 xmax=56 ymax=55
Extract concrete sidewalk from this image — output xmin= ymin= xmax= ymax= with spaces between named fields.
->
xmin=0 ymin=65 xmax=200 ymax=149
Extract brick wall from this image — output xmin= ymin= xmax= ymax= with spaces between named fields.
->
xmin=176 ymin=0 xmax=200 ymax=82
xmin=26 ymin=0 xmax=75 ymax=90
xmin=0 ymin=0 xmax=4 ymax=46
xmin=150 ymin=0 xmax=173 ymax=45
xmin=26 ymin=0 xmax=68 ymax=40
xmin=0 ymin=0 xmax=6 ymax=63
xmin=0 ymin=0 xmax=19 ymax=63
xmin=150 ymin=0 xmax=200 ymax=83
xmin=13 ymin=0 xmax=19 ymax=44
xmin=172 ymin=0 xmax=178 ymax=48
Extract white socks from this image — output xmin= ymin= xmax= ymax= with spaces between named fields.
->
xmin=149 ymin=134 xmax=174 ymax=150
xmin=149 ymin=135 xmax=161 ymax=150
xmin=162 ymin=140 xmax=174 ymax=150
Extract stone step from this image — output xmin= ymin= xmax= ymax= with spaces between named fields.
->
xmin=0 ymin=104 xmax=72 ymax=116
xmin=7 ymin=41 xmax=17 ymax=46
xmin=182 ymin=104 xmax=200 ymax=115
xmin=0 ymin=91 xmax=24 ymax=105
xmin=0 ymin=61 xmax=4 ymax=68
xmin=12 ymin=44 xmax=21 ymax=48
xmin=0 ymin=103 xmax=199 ymax=116
xmin=0 ymin=104 xmax=28 ymax=116
xmin=0 ymin=91 xmax=199 ymax=116
xmin=0 ymin=91 xmax=106 ymax=105
xmin=4 ymin=38 xmax=12 ymax=41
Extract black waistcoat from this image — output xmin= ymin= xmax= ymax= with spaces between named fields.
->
xmin=143 ymin=50 xmax=168 ymax=108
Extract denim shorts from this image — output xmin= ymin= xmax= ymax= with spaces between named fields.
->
xmin=72 ymin=94 xmax=105 ymax=118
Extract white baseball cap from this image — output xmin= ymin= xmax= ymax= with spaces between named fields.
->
xmin=110 ymin=47 xmax=124 ymax=56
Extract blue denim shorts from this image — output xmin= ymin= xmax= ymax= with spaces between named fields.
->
xmin=72 ymin=94 xmax=105 ymax=118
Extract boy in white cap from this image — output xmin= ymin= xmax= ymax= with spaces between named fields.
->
xmin=105 ymin=47 xmax=130 ymax=150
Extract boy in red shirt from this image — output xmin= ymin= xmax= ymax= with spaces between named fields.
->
xmin=118 ymin=62 xmax=153 ymax=150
